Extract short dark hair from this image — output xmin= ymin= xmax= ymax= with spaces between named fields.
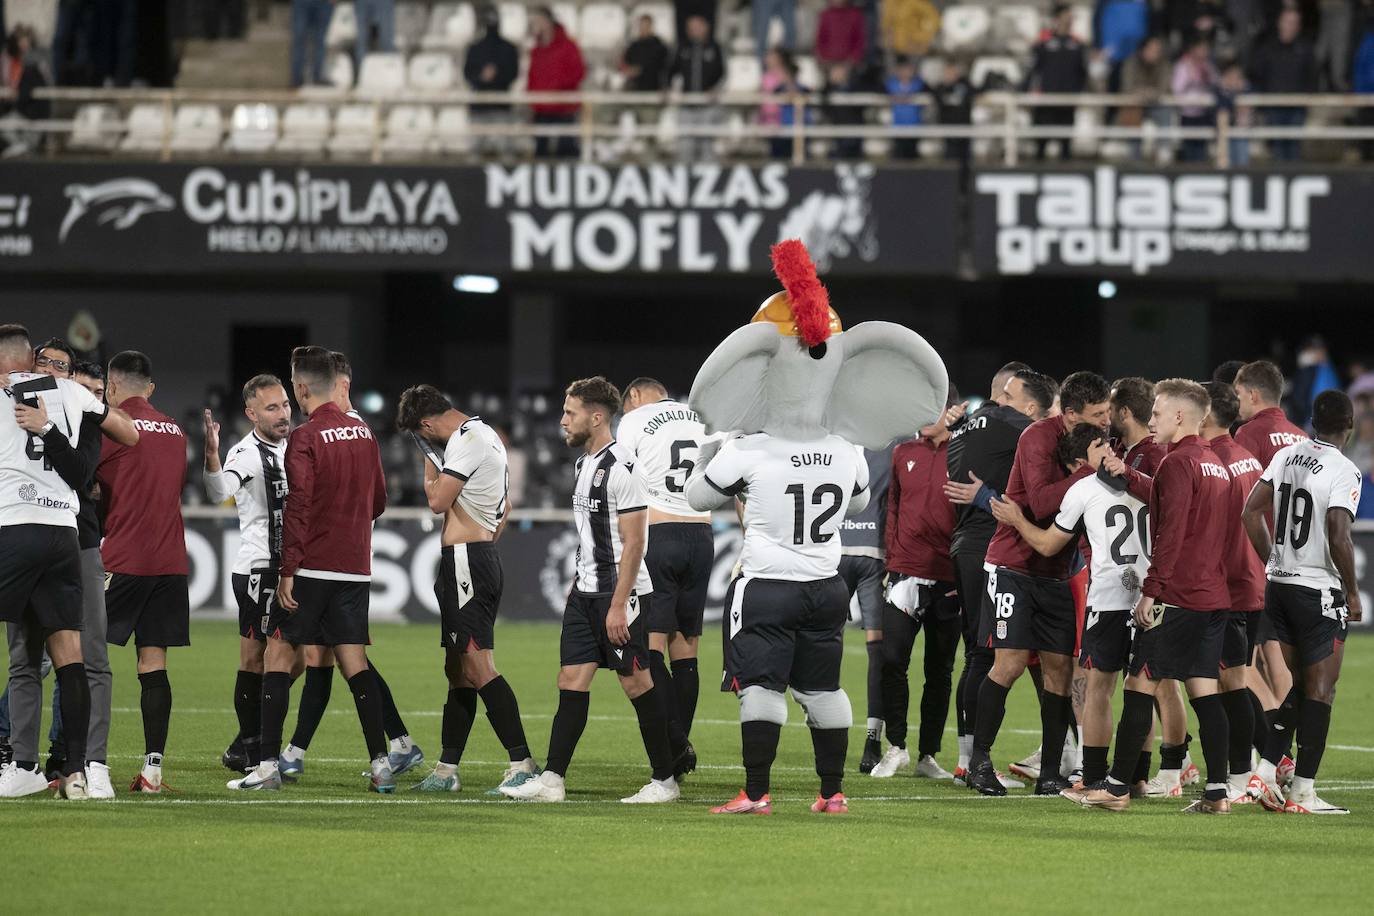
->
xmin=243 ymin=373 xmax=284 ymax=405
xmin=108 ymin=350 xmax=153 ymax=385
xmin=0 ymin=323 xmax=31 ymax=349
xmin=622 ymin=376 xmax=667 ymax=407
xmin=1311 ymin=390 xmax=1355 ymax=439
xmin=566 ymin=376 xmax=622 ymax=419
xmin=330 ymin=351 xmax=352 ymax=379
xmin=1212 ymin=360 xmax=1246 ymax=385
xmin=1015 ymin=369 xmax=1059 ymax=417
xmin=1110 ymin=377 xmax=1155 ymax=425
xmin=396 ymin=384 xmax=453 ymax=431
xmin=1235 ymin=360 xmax=1284 ymax=404
xmin=1060 ymin=371 xmax=1111 ymax=416
xmin=1203 ymin=380 xmax=1241 ymax=430
xmin=73 ymin=360 xmax=104 ymax=381
xmin=998 ymin=361 xmax=1032 ymax=377
xmin=36 ymin=337 xmax=77 ymax=366
xmin=1056 ymin=422 xmax=1108 ymax=467
xmin=290 ymin=346 xmax=336 ymax=398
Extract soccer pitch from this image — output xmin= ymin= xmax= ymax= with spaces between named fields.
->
xmin=8 ymin=621 xmax=1372 ymax=914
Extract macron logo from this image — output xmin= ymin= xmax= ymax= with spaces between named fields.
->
xmin=1200 ymin=462 xmax=1230 ymax=481
xmin=320 ymin=425 xmax=374 ymax=443
xmin=133 ymin=418 xmax=184 ymax=436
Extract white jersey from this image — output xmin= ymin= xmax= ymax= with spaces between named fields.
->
xmin=702 ymin=433 xmax=868 ymax=582
xmin=572 ymin=440 xmax=653 ymax=595
xmin=1054 ymin=473 xmax=1150 ymax=611
xmin=1260 ymin=438 xmax=1362 ymax=593
xmin=0 ymin=372 xmax=106 ymax=528
xmin=616 ymin=399 xmax=711 ymax=520
xmin=206 ymin=430 xmax=288 ymax=575
xmin=441 ymin=416 xmax=509 ymax=533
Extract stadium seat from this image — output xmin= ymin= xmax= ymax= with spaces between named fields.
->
xmin=169 ymin=104 xmax=224 ymax=153
xmin=423 ymin=3 xmax=476 ymax=50
xmin=795 ymin=5 xmax=818 ymax=51
xmin=357 ymin=52 xmax=408 ymax=96
xmin=994 ymin=6 xmax=1041 ymax=55
xmin=940 ymin=6 xmax=991 ymax=52
xmin=395 ymin=2 xmax=430 ymax=51
xmin=919 ymin=56 xmax=946 ymax=89
xmin=579 ymin=4 xmax=628 ymax=51
xmin=326 ymin=2 xmax=358 ymax=48
xmin=118 ymin=103 xmax=169 ymax=152
xmin=408 ymin=52 xmax=457 ymax=91
xmin=224 ymin=103 xmax=279 ymax=153
xmin=498 ymin=3 xmax=528 ymax=45
xmin=328 ymin=104 xmax=380 ymax=156
xmin=68 ymin=103 xmax=120 ymax=151
xmin=796 ymin=55 xmax=821 ymax=91
xmin=1071 ymin=5 xmax=1093 ymax=42
xmin=434 ymin=105 xmax=474 ymax=153
xmin=381 ymin=105 xmax=436 ymax=154
xmin=725 ymin=54 xmax=762 ymax=93
xmin=277 ymin=103 xmax=332 ymax=153
xmin=971 ymin=56 xmax=1024 ymax=90
xmin=629 ymin=3 xmax=673 ymax=43
xmin=553 ymin=3 xmax=580 ymax=40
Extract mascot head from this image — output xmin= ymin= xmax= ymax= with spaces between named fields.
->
xmin=689 ymin=239 xmax=948 ymax=449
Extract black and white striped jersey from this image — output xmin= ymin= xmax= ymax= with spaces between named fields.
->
xmin=571 ymin=440 xmax=653 ymax=596
xmin=1 ymin=372 xmax=107 ymax=529
xmin=206 ymin=430 xmax=289 ymax=574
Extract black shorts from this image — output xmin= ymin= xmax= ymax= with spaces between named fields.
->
xmin=106 ymin=573 xmax=190 ymax=648
xmin=837 ymin=554 xmax=886 ymax=631
xmin=435 ymin=542 xmax=503 ymax=652
xmin=232 ymin=569 xmax=279 ymax=642
xmin=268 ymin=576 xmax=369 ymax=647
xmin=721 ymin=575 xmax=848 ymax=694
xmin=1079 ymin=608 xmax=1132 ymax=673
xmin=981 ymin=566 xmax=1076 ymax=655
xmin=644 ymin=523 xmax=714 ymax=637
xmin=1265 ymin=581 xmax=1349 ymax=668
xmin=1220 ymin=611 xmax=1263 ymax=670
xmin=952 ymin=547 xmax=990 ymax=657
xmin=560 ymin=590 xmax=652 ymax=674
xmin=1256 ymin=604 xmax=1278 ymax=643
xmin=0 ymin=524 xmax=83 ymax=631
xmin=1128 ymin=605 xmax=1227 ymax=681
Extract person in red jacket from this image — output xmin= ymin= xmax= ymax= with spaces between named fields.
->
xmin=815 ymin=0 xmax=865 ymax=67
xmin=1070 ymin=379 xmax=1236 ymax=814
xmin=527 ymin=7 xmax=586 ymax=158
xmin=231 ymin=346 xmax=392 ymax=794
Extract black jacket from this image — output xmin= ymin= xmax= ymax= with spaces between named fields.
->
xmin=464 ymin=28 xmax=519 ymax=112
xmin=668 ymin=39 xmax=725 ymax=92
xmin=41 ymin=412 xmax=103 ymax=549
xmin=1028 ymin=33 xmax=1088 ymax=93
xmin=1249 ymin=36 xmax=1319 ymax=93
xmin=624 ymin=36 xmax=670 ymax=91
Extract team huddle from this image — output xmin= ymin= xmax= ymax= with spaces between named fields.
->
xmin=0 ymin=318 xmax=1361 ymax=815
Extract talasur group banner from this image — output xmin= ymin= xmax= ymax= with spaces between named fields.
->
xmin=0 ymin=162 xmax=958 ymax=275
xmin=970 ymin=166 xmax=1374 ymax=280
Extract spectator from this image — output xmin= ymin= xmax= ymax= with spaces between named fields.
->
xmin=1216 ymin=59 xmax=1253 ymax=165
xmin=885 ymin=54 xmax=924 ymax=160
xmin=934 ymin=56 xmax=976 ymax=165
xmin=1355 ymin=0 xmax=1374 ymax=161
xmin=758 ymin=46 xmax=788 ymax=138
xmin=816 ymin=0 xmax=866 ymax=68
xmin=464 ymin=4 xmax=519 ymax=156
xmin=1 ymin=24 xmax=50 ymax=156
xmin=203 ymin=0 xmax=248 ymax=40
xmin=93 ymin=0 xmax=137 ymax=86
xmin=52 ymin=0 xmax=96 ymax=86
xmin=1026 ymin=4 xmax=1088 ymax=161
xmin=753 ymin=0 xmax=797 ymax=61
xmin=668 ymin=14 xmax=726 ymax=159
xmin=1249 ymin=7 xmax=1318 ymax=160
xmin=771 ymin=50 xmax=812 ymax=159
xmin=1172 ymin=35 xmax=1218 ymax=161
xmin=1093 ymin=0 xmax=1151 ymax=88
xmin=527 ymin=6 xmax=586 ymax=159
xmin=674 ymin=0 xmax=717 ymax=44
xmin=1343 ymin=408 xmax=1374 ymax=518
xmin=1188 ymin=0 xmax=1236 ymax=61
xmin=289 ymin=0 xmax=334 ymax=87
xmin=881 ymin=0 xmax=940 ymax=57
xmin=1287 ymin=336 xmax=1343 ymax=429
xmin=621 ymin=14 xmax=669 ymax=92
xmin=355 ymin=0 xmax=396 ymax=69
xmin=822 ymin=61 xmax=864 ymax=159
xmin=1120 ymin=35 xmax=1173 ymax=159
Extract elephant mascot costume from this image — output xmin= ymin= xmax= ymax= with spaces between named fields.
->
xmin=684 ymin=239 xmax=948 ymax=814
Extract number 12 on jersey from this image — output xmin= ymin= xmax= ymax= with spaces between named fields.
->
xmin=785 ymin=483 xmax=844 ymax=545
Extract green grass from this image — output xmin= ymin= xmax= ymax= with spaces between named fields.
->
xmin=6 ymin=621 xmax=1373 ymax=914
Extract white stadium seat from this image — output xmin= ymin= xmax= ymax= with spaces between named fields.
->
xmin=435 ymin=105 xmax=474 ymax=154
xmin=394 ymin=2 xmax=430 ymax=51
xmin=940 ymin=6 xmax=991 ymax=52
xmin=328 ymin=103 xmax=380 ymax=156
xmin=971 ymin=56 xmax=1024 ymax=90
xmin=725 ymin=54 xmax=761 ymax=93
xmin=994 ymin=6 xmax=1041 ymax=55
xmin=499 ymin=3 xmax=528 ymax=45
xmin=553 ymin=4 xmax=580 ymax=40
xmin=118 ymin=103 xmax=169 ymax=152
xmin=629 ymin=3 xmax=673 ymax=43
xmin=382 ymin=105 xmax=436 ymax=154
xmin=796 ymin=55 xmax=820 ymax=91
xmin=68 ymin=103 xmax=120 ymax=151
xmin=423 ymin=3 xmax=476 ymax=50
xmin=357 ymin=52 xmax=407 ymax=96
xmin=225 ymin=103 xmax=279 ymax=153
xmin=326 ymin=2 xmax=358 ymax=48
xmin=169 ymin=104 xmax=224 ymax=152
xmin=276 ymin=103 xmax=332 ymax=153
xmin=1071 ymin=5 xmax=1093 ymax=42
xmin=579 ymin=4 xmax=628 ymax=52
xmin=408 ymin=52 xmax=457 ymax=91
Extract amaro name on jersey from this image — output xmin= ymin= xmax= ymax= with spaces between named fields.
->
xmin=978 ymin=167 xmax=1330 ymax=275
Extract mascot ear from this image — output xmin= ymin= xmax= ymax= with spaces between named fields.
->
xmin=688 ymin=323 xmax=782 ymax=435
xmin=824 ymin=322 xmax=949 ymax=450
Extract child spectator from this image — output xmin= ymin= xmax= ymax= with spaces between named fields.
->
xmin=885 ymin=54 xmax=924 ymax=160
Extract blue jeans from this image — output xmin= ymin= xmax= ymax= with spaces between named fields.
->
xmin=1265 ymin=107 xmax=1306 ymax=161
xmin=290 ymin=0 xmax=334 ymax=86
xmin=753 ymin=0 xmax=797 ymax=59
xmin=355 ymin=0 xmax=396 ymax=66
xmin=1229 ymin=137 xmax=1251 ymax=166
xmin=0 ymin=657 xmax=63 ymax=748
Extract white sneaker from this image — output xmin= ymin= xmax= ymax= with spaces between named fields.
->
xmin=870 ymin=746 xmax=910 ymax=778
xmin=621 ymin=777 xmax=680 ymax=804
xmin=1143 ymin=770 xmax=1183 ymax=798
xmin=1009 ymin=746 xmax=1042 ymax=781
xmin=0 ymin=762 xmax=51 ymax=797
xmin=228 ymin=762 xmax=282 ymax=792
xmin=1283 ymin=790 xmax=1349 ymax=815
xmin=915 ymin=754 xmax=954 ymax=779
xmin=56 ymin=771 xmax=89 ymax=799
xmin=501 ymin=769 xmax=566 ymax=802
xmin=1060 ymin=734 xmax=1078 ymax=780
xmin=997 ymin=772 xmax=1026 ymax=789
xmin=86 ymin=762 xmax=115 ymax=799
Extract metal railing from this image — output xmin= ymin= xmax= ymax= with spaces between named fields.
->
xmin=9 ymin=86 xmax=1374 ymax=167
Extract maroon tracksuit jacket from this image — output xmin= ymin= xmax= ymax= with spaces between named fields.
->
xmin=1141 ymin=435 xmax=1232 ymax=610
xmin=1209 ymin=434 xmax=1266 ymax=613
xmin=886 ymin=437 xmax=955 ymax=582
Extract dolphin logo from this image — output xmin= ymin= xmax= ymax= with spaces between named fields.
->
xmin=59 ymin=178 xmax=175 ymax=243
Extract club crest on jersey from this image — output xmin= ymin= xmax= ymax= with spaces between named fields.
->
xmin=593 ymin=468 xmax=606 ymax=487
xmin=906 ymin=460 xmax=915 ymax=472
xmin=1120 ymin=568 xmax=1141 ymax=593
xmin=996 ymin=620 xmax=1008 ymax=640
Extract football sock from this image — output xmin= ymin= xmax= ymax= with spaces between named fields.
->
xmin=234 ymin=670 xmax=263 ymax=743
xmin=811 ymin=727 xmax=848 ymax=798
xmin=1248 ymin=688 xmax=1269 ymax=756
xmin=670 ymin=658 xmax=699 ymax=738
xmin=440 ymin=687 xmax=478 ymax=766
xmin=259 ymin=671 xmax=291 ymax=760
xmin=1295 ymin=698 xmax=1332 ymax=780
xmin=1039 ymin=691 xmax=1072 ymax=778
xmin=1082 ymin=745 xmax=1109 ymax=785
xmin=290 ymin=665 xmax=333 ymax=751
xmin=880 ymin=644 xmax=910 ymax=750
xmin=54 ymin=663 xmax=89 ymax=776
xmin=957 ymin=733 xmax=973 ymax=770
xmin=368 ymin=661 xmax=408 ymax=742
xmin=138 ymin=669 xmax=172 ymax=757
xmin=1159 ymin=741 xmax=1186 ymax=771
xmin=649 ymin=651 xmax=688 ymax=756
xmin=1221 ymin=688 xmax=1255 ymax=775
xmin=630 ymin=687 xmax=675 ymax=782
xmin=962 ymin=650 xmax=993 ymax=742
xmin=955 ymin=658 xmax=971 ymax=737
xmin=1264 ymin=687 xmax=1301 ymax=765
xmin=866 ymin=640 xmax=885 ymax=743
xmin=1106 ymin=689 xmax=1154 ymax=791
xmin=545 ymin=689 xmax=590 ymax=778
xmin=742 ymin=720 xmax=781 ymax=801
xmin=479 ymin=676 xmax=531 ymax=761
xmin=347 ymin=670 xmax=387 ymax=761
xmin=1189 ymin=693 xmax=1230 ymax=800
xmin=1132 ymin=750 xmax=1153 ymax=784
xmin=971 ymin=677 xmax=1011 ymax=759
